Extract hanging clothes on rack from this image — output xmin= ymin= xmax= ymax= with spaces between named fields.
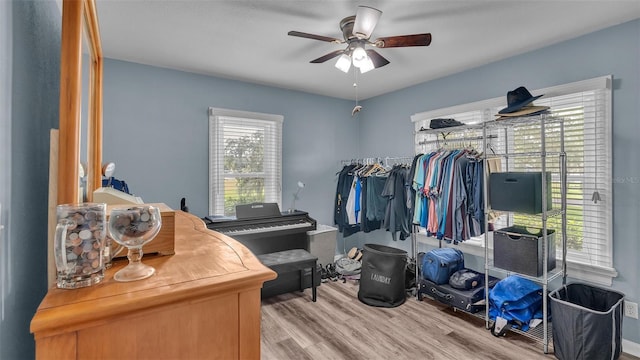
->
xmin=334 ymin=163 xmax=360 ymax=237
xmin=365 ymin=173 xmax=388 ymax=225
xmin=406 ymin=153 xmax=424 ymax=237
xmin=334 ymin=161 xmax=391 ymax=237
xmin=410 ymin=148 xmax=485 ymax=244
xmin=359 ymin=164 xmax=387 ymax=233
xmin=381 ymin=164 xmax=412 ymax=241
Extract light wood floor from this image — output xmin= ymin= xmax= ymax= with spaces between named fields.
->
xmin=261 ymin=280 xmax=638 ymax=360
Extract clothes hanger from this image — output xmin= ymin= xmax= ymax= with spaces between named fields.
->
xmin=363 ymin=163 xmax=384 ymax=177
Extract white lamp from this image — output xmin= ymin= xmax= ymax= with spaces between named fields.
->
xmin=335 ymin=54 xmax=351 ymax=73
xmin=288 ymin=181 xmax=305 ymax=213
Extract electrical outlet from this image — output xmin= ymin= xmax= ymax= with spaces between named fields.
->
xmin=624 ymin=301 xmax=639 ymax=319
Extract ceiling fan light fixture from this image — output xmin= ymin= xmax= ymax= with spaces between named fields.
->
xmin=288 ymin=5 xmax=432 ymax=74
xmin=335 ymin=54 xmax=352 ymax=73
xmin=351 ymin=46 xmax=367 ymax=67
xmin=359 ymin=57 xmax=375 ymax=73
xmin=353 ymin=6 xmax=382 ymax=39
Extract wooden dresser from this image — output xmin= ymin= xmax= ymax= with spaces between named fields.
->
xmin=30 ymin=211 xmax=277 ymax=359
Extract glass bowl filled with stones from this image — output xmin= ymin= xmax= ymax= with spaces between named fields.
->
xmin=108 ymin=205 xmax=162 ymax=282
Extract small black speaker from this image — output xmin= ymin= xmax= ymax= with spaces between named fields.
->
xmin=180 ymin=197 xmax=189 ymax=213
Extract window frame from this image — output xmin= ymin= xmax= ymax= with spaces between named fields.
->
xmin=208 ymin=107 xmax=283 ymax=216
xmin=410 ymin=76 xmax=615 ymax=285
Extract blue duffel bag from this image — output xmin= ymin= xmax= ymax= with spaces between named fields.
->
xmin=421 ymin=248 xmax=464 ymax=285
xmin=489 ymin=275 xmax=543 ymax=334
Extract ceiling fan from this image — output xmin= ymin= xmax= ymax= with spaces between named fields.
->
xmin=288 ymin=5 xmax=432 ymax=74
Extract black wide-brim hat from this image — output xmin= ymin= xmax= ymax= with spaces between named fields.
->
xmin=498 ymin=86 xmax=544 ymax=114
xmin=495 ymin=105 xmax=550 ymax=120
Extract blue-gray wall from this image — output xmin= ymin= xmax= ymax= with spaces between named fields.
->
xmin=102 ymin=58 xmax=359 ymax=223
xmin=0 ymin=0 xmax=11 ymax=355
xmin=2 ymin=0 xmax=638 ymax=356
xmin=2 ymin=0 xmax=60 ymax=358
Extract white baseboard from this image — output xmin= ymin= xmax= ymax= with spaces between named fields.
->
xmin=623 ymin=339 xmax=640 ymax=357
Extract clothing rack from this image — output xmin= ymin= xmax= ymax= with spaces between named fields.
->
xmin=339 ymin=157 xmax=383 ymax=166
xmin=418 ymin=134 xmax=497 ymax=146
xmin=335 ymin=155 xmax=425 ymax=295
xmin=383 ymin=156 xmax=414 ymax=167
xmin=418 ymin=134 xmax=498 ymax=155
xmin=339 ymin=156 xmax=414 ymax=167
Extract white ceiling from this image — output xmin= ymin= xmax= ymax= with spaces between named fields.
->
xmin=95 ymin=0 xmax=640 ymax=100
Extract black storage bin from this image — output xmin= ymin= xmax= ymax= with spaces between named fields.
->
xmin=358 ymin=244 xmax=407 ymax=308
xmin=489 ymin=172 xmax=552 ymax=214
xmin=494 ymin=225 xmax=556 ymax=277
xmin=549 ymin=283 xmax=625 ymax=360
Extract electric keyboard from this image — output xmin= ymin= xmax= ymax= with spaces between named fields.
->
xmin=223 ymin=218 xmax=314 ymax=236
xmin=204 ymin=204 xmax=317 ymax=256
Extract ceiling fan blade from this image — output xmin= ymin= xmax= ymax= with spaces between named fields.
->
xmin=353 ymin=6 xmax=382 ymax=39
xmin=374 ymin=33 xmax=432 ymax=48
xmin=310 ymin=49 xmax=345 ymax=63
xmin=288 ymin=31 xmax=343 ymax=43
xmin=365 ymin=49 xmax=390 ymax=68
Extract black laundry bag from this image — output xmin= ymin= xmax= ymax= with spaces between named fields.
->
xmin=549 ymin=283 xmax=625 ymax=360
xmin=358 ymin=244 xmax=407 ymax=308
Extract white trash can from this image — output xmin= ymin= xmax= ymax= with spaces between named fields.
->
xmin=307 ymin=225 xmax=338 ymax=267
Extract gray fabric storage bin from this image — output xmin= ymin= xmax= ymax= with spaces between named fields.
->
xmin=358 ymin=244 xmax=407 ymax=308
xmin=489 ymin=172 xmax=552 ymax=214
xmin=549 ymin=283 xmax=625 ymax=360
xmin=494 ymin=225 xmax=556 ymax=277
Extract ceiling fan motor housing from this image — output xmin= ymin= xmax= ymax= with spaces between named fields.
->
xmin=340 ymin=16 xmax=358 ymax=40
xmin=341 ymin=16 xmax=368 ymax=56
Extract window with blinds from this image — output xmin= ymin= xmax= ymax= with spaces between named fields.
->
xmin=209 ymin=108 xmax=283 ymax=216
xmin=412 ymin=76 xmax=613 ymax=272
xmin=505 ymin=85 xmax=612 ymax=269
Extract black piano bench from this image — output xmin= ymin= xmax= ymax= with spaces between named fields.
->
xmin=257 ymin=249 xmax=318 ymax=302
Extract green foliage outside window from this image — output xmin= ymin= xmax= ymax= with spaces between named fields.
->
xmin=510 ymin=111 xmax=585 ymax=251
xmin=223 ymin=131 xmax=265 ymax=215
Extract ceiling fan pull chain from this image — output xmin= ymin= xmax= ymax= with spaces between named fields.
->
xmin=354 ymin=68 xmax=359 ymax=106
xmin=352 ymin=70 xmax=362 ymax=116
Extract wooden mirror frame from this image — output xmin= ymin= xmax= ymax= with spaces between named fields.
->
xmin=58 ymin=0 xmax=103 ymax=205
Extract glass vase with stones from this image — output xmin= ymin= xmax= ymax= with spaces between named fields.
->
xmin=54 ymin=203 xmax=107 ymax=289
xmin=108 ymin=205 xmax=162 ymax=282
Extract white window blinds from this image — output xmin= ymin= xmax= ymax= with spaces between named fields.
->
xmin=506 ymin=82 xmax=612 ymax=269
xmin=209 ymin=108 xmax=283 ymax=216
xmin=412 ymin=76 xmax=613 ymax=271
